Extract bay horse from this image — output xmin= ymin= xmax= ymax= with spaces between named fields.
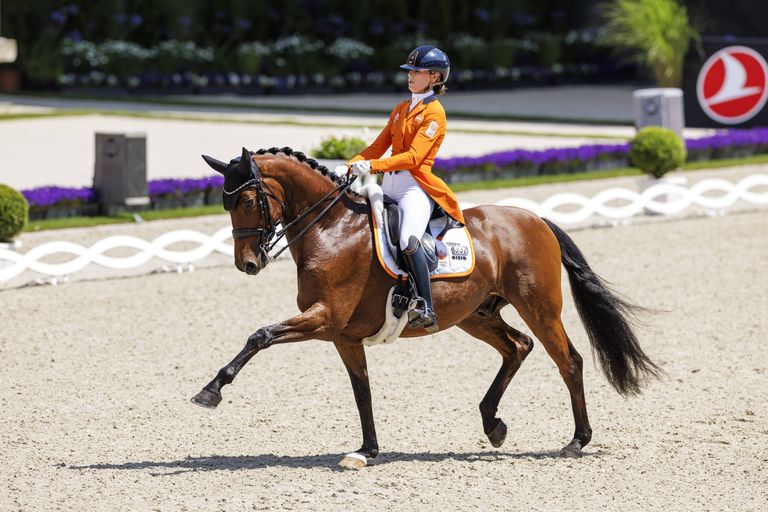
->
xmin=192 ymin=147 xmax=660 ymax=468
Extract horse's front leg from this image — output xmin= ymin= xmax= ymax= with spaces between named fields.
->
xmin=334 ymin=341 xmax=378 ymax=470
xmin=191 ymin=303 xmax=334 ymax=408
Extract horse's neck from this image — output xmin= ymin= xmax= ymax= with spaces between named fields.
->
xmin=285 ymin=194 xmax=368 ymax=268
xmin=270 ymin=168 xmax=339 ymax=222
xmin=270 ymin=170 xmax=368 ymax=260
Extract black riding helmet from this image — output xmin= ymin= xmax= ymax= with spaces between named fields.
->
xmin=400 ymin=45 xmax=450 ymax=83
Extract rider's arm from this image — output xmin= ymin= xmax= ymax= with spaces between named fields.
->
xmin=347 ymin=103 xmax=401 ymax=164
xmin=369 ymin=107 xmax=446 ymax=173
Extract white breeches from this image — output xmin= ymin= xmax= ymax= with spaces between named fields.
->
xmin=381 ymin=171 xmax=434 ymax=251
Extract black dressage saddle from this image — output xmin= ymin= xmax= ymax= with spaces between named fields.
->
xmin=380 ymin=195 xmax=462 ymax=317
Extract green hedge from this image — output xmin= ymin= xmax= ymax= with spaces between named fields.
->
xmin=630 ymin=127 xmax=686 ymax=179
xmin=311 ymin=136 xmax=367 ymax=160
xmin=2 ymin=0 xmax=627 ymax=88
xmin=0 ymin=184 xmax=29 ymax=241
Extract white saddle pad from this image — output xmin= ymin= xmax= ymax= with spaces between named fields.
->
xmin=371 ymin=211 xmax=475 ymax=279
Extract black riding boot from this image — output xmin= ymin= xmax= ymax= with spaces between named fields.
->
xmin=402 ymin=236 xmax=439 ymax=333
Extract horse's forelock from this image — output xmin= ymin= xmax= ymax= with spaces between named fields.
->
xmin=223 ymin=161 xmax=251 ymax=192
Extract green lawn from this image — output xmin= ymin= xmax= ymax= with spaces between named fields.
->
xmin=22 ymin=154 xmax=768 ymax=233
xmin=25 ymin=205 xmax=225 ymax=232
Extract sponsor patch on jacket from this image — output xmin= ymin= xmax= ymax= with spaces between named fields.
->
xmin=415 ymin=115 xmax=423 ymax=124
xmin=393 ymin=112 xmax=400 ymax=123
xmin=425 ymin=120 xmax=439 ymax=138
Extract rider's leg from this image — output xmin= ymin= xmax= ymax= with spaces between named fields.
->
xmin=398 ymin=182 xmax=437 ymax=331
xmin=381 ymin=172 xmax=437 ymax=331
xmin=402 ymin=235 xmax=439 ymax=332
xmin=397 ymin=177 xmax=433 ymax=251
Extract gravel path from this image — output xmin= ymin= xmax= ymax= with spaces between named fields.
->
xmin=2 ymin=207 xmax=766 ymax=511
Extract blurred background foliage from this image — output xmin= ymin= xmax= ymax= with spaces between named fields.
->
xmin=597 ymin=0 xmax=700 ymax=88
xmin=0 ymin=0 xmax=762 ymax=92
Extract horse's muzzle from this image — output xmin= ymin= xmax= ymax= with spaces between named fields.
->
xmin=238 ymin=251 xmax=267 ymax=275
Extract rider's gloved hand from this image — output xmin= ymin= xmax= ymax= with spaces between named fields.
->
xmin=350 ymin=160 xmax=371 ymax=176
xmin=333 ymin=164 xmax=349 ymax=178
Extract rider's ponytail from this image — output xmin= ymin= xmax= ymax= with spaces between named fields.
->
xmin=433 ymin=82 xmax=447 ymax=95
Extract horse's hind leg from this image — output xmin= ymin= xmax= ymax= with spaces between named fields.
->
xmin=458 ymin=311 xmax=534 ymax=448
xmin=521 ymin=310 xmax=592 ymax=458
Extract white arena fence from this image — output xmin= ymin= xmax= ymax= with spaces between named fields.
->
xmin=459 ymin=174 xmax=768 ymax=223
xmin=1 ymin=174 xmax=766 ymax=285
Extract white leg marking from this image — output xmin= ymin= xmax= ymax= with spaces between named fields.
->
xmin=339 ymin=451 xmax=368 ymax=470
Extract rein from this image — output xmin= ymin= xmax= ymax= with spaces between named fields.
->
xmin=227 ymin=166 xmax=357 ymax=263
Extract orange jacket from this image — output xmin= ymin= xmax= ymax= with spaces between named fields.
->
xmin=348 ymin=96 xmax=465 ymax=225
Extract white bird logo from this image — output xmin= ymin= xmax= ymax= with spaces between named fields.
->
xmin=697 ymin=45 xmax=768 ymax=125
xmin=705 ymin=50 xmax=762 ymax=106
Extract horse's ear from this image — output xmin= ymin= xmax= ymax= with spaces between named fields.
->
xmin=202 ymin=155 xmax=228 ymax=174
xmin=237 ymin=147 xmax=253 ymax=176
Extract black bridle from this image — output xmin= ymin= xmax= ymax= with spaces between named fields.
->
xmin=224 ymin=162 xmax=356 ymax=263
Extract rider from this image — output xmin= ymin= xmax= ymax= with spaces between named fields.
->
xmin=336 ymin=45 xmax=466 ymax=333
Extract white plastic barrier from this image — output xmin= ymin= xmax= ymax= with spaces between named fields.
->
xmin=0 ymin=227 xmax=287 ymax=284
xmin=1 ymin=174 xmax=766 ymax=285
xmin=460 ymin=174 xmax=768 ymax=223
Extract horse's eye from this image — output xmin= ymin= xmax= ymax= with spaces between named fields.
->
xmin=244 ymin=198 xmax=256 ymax=209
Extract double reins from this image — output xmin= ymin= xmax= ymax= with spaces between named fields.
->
xmin=230 ymin=170 xmax=357 ymax=262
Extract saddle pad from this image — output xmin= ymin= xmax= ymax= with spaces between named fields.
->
xmin=371 ymin=213 xmax=475 ymax=279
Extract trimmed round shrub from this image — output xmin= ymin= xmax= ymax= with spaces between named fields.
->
xmin=630 ymin=126 xmax=687 ymax=179
xmin=311 ymin=135 xmax=367 ymax=160
xmin=0 ymin=184 xmax=29 ymax=241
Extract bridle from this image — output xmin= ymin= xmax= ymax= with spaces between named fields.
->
xmin=224 ymin=159 xmax=357 ymax=264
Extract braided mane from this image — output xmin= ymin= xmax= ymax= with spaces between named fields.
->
xmin=254 ymin=146 xmax=361 ymax=197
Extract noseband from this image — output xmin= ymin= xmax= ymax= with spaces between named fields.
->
xmin=224 ymin=159 xmax=356 ymax=263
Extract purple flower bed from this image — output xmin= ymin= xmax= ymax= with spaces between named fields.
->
xmin=432 ymin=127 xmax=768 ymax=182
xmin=22 ymin=186 xmax=95 ymax=207
xmin=686 ymin=127 xmax=768 ymax=160
xmin=22 ymin=176 xmax=224 ymax=209
xmin=434 ymin=143 xmax=631 ymax=181
xmin=147 ymin=176 xmax=223 ymax=198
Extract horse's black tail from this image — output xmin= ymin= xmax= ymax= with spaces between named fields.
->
xmin=542 ymin=218 xmax=662 ymax=396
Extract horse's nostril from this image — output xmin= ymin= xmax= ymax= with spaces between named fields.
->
xmin=244 ymin=261 xmax=257 ymax=274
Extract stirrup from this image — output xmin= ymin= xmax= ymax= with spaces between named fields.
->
xmin=408 ymin=298 xmax=439 ymax=333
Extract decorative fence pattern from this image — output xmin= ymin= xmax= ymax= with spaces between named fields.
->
xmin=2 ymin=175 xmax=766 ymax=285
xmin=0 ymin=228 xmax=251 ymax=284
xmin=459 ymin=174 xmax=768 ymax=224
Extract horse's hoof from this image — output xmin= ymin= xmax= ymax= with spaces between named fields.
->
xmin=338 ymin=452 xmax=367 ymax=470
xmin=488 ymin=420 xmax=508 ymax=448
xmin=559 ymin=442 xmax=583 ymax=458
xmin=190 ymin=388 xmax=222 ymax=409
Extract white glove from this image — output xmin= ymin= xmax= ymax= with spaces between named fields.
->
xmin=350 ymin=160 xmax=371 ymax=176
xmin=333 ymin=164 xmax=349 ymax=178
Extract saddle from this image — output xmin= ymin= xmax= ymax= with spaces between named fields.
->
xmin=381 ymin=195 xmax=463 ymax=317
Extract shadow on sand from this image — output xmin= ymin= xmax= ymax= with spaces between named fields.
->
xmin=68 ymin=449 xmax=603 ymax=475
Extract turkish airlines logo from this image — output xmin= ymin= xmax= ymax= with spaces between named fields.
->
xmin=697 ymin=45 xmax=768 ymax=124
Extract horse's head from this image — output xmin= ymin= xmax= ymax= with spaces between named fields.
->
xmin=202 ymin=148 xmax=285 ymax=276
